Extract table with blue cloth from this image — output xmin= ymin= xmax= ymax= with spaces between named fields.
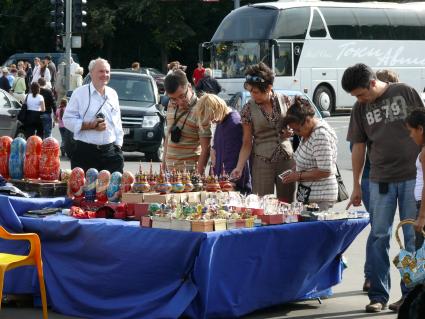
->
xmin=0 ymin=195 xmax=368 ymax=319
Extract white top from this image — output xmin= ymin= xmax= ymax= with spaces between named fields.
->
xmin=26 ymin=94 xmax=44 ymax=111
xmin=294 ymin=120 xmax=338 ymax=202
xmin=415 ymin=153 xmax=423 ymax=201
xmin=63 ymin=82 xmax=124 ymax=147
xmin=31 ymin=65 xmax=41 ymax=83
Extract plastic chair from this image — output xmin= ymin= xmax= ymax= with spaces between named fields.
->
xmin=0 ymin=226 xmax=48 ymax=319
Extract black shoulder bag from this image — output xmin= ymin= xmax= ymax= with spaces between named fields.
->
xmin=17 ymin=95 xmax=28 ymax=123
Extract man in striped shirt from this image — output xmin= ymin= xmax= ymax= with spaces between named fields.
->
xmin=163 ymin=70 xmax=211 ymax=174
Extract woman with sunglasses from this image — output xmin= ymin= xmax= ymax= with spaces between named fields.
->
xmin=280 ymin=97 xmax=338 ymax=210
xmin=230 ymin=62 xmax=295 ymax=202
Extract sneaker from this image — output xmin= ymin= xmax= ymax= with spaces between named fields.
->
xmin=362 ymin=279 xmax=371 ymax=292
xmin=365 ymin=301 xmax=387 ymax=313
xmin=389 ymin=298 xmax=404 ymax=312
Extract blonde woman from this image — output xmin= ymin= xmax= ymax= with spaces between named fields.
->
xmin=196 ymin=94 xmax=251 ymax=193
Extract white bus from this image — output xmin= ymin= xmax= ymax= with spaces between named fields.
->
xmin=202 ymin=1 xmax=425 ymax=112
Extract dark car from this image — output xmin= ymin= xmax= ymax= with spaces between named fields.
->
xmin=125 ymin=67 xmax=166 ymax=95
xmin=82 ymin=70 xmax=165 ymax=161
xmin=0 ymin=89 xmax=25 ymax=138
xmin=2 ymin=52 xmax=79 ymax=67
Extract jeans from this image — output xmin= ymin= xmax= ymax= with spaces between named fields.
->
xmin=362 ymin=177 xmax=372 ymax=280
xmin=41 ymin=113 xmax=52 ymax=138
xmin=368 ymin=179 xmax=417 ymax=304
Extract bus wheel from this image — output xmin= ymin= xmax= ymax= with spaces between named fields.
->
xmin=314 ymin=86 xmax=334 ymax=113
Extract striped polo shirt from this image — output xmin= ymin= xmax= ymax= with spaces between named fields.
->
xmin=294 ymin=120 xmax=338 ymax=202
xmin=165 ymin=96 xmax=211 ymax=169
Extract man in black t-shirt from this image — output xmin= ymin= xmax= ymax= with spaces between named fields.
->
xmin=38 ymin=78 xmax=56 ymax=138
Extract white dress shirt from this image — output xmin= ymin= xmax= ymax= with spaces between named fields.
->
xmin=63 ymin=82 xmax=124 ymax=147
xmin=31 ymin=65 xmax=41 ymax=83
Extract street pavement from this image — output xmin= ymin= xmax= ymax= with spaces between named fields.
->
xmin=1 ymin=116 xmax=402 ymax=319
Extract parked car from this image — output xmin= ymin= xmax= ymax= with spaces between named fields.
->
xmin=2 ymin=52 xmax=79 ymax=67
xmin=228 ymin=89 xmax=330 ymax=119
xmin=140 ymin=68 xmax=165 ymax=95
xmin=82 ymin=70 xmax=165 ymax=161
xmin=0 ymin=89 xmax=25 ymax=138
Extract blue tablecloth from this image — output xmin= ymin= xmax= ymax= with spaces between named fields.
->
xmin=0 ymin=195 xmax=368 ymax=319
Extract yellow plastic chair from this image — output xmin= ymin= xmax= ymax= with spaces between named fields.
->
xmin=0 ymin=226 xmax=48 ymax=319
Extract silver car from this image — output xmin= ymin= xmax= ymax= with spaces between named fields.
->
xmin=0 ymin=89 xmax=25 ymax=138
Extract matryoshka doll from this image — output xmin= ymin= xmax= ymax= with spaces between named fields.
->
xmin=107 ymin=171 xmax=123 ymax=202
xmin=67 ymin=167 xmax=85 ymax=202
xmin=0 ymin=136 xmax=13 ymax=178
xmin=39 ymin=137 xmax=60 ymax=181
xmin=9 ymin=137 xmax=26 ymax=180
xmin=96 ymin=170 xmax=111 ymax=203
xmin=120 ymin=171 xmax=135 ymax=193
xmin=24 ymin=135 xmax=42 ymax=179
xmin=84 ymin=168 xmax=99 ymax=202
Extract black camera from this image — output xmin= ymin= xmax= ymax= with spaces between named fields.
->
xmin=170 ymin=125 xmax=182 ymax=143
xmin=96 ymin=112 xmax=105 ymax=120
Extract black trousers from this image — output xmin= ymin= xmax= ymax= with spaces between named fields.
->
xmin=71 ymin=141 xmax=124 ymax=173
xmin=24 ymin=110 xmax=43 ymax=139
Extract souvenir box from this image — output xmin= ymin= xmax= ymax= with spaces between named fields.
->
xmin=213 ymin=219 xmax=227 ymax=231
xmin=140 ymin=216 xmax=152 ymax=228
xmin=235 ymin=219 xmax=246 ymax=228
xmin=186 ymin=191 xmax=201 ymax=203
xmin=11 ymin=179 xmax=67 ymax=197
xmin=143 ymin=193 xmax=182 ymax=204
xmin=121 ymin=192 xmax=144 ymax=204
xmin=258 ymin=214 xmax=284 ymax=225
xmin=133 ymin=203 xmax=150 ymax=219
xmin=191 ymin=220 xmax=214 ymax=232
xmin=226 ymin=219 xmax=236 ymax=230
xmin=151 ymin=216 xmax=171 ymax=229
xmin=170 ymin=219 xmax=192 ymax=231
xmin=245 ymin=217 xmax=255 ymax=228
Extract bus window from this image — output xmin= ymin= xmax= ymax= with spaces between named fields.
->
xmin=309 ymin=10 xmax=327 ymax=38
xmin=272 ymin=7 xmax=310 ymax=39
xmin=321 ymin=7 xmax=361 ymax=39
xmin=386 ymin=9 xmax=425 ymax=40
xmin=353 ymin=8 xmax=391 ymax=40
xmin=275 ymin=43 xmax=292 ymax=76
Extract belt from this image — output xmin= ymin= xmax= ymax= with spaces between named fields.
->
xmin=76 ymin=140 xmax=114 ymax=151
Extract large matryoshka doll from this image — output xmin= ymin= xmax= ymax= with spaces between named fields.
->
xmin=0 ymin=136 xmax=13 ymax=178
xmin=67 ymin=167 xmax=85 ymax=201
xmin=39 ymin=137 xmax=60 ymax=181
xmin=107 ymin=171 xmax=122 ymax=202
xmin=84 ymin=168 xmax=98 ymax=202
xmin=9 ymin=137 xmax=26 ymax=180
xmin=24 ymin=135 xmax=42 ymax=179
xmin=120 ymin=171 xmax=135 ymax=193
xmin=96 ymin=170 xmax=111 ymax=203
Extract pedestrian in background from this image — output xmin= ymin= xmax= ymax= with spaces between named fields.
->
xmin=195 ymin=68 xmax=222 ymax=95
xmin=192 ymin=62 xmax=205 ymax=86
xmin=56 ymin=98 xmax=74 ymax=158
xmin=24 ymin=82 xmax=45 ymax=138
xmin=38 ymin=78 xmax=56 ymax=138
xmin=0 ymin=68 xmax=11 ymax=92
xmin=131 ymin=62 xmax=140 ymax=72
xmin=11 ymin=69 xmax=26 ymax=103
xmin=70 ymin=67 xmax=84 ymax=91
xmin=343 ymin=63 xmax=423 ymax=313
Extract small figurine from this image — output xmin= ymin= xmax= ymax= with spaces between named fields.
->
xmin=96 ymin=170 xmax=111 ymax=203
xmin=120 ymin=171 xmax=135 ymax=193
xmin=191 ymin=173 xmax=203 ymax=192
xmin=68 ymin=167 xmax=85 ymax=201
xmin=60 ymin=169 xmax=72 ymax=183
xmin=84 ymin=168 xmax=99 ymax=202
xmin=172 ymin=172 xmax=185 ymax=193
xmin=39 ymin=137 xmax=60 ymax=181
xmin=155 ymin=167 xmax=172 ymax=194
xmin=182 ymin=171 xmax=194 ymax=192
xmin=0 ymin=136 xmax=13 ymax=178
xmin=206 ymin=175 xmax=221 ymax=192
xmin=219 ymin=164 xmax=234 ymax=192
xmin=147 ymin=160 xmax=157 ymax=190
xmin=107 ymin=171 xmax=122 ymax=202
xmin=23 ymin=135 xmax=42 ymax=179
xmin=9 ymin=137 xmax=26 ymax=180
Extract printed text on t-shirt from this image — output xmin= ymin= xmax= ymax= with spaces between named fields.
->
xmin=365 ymin=95 xmax=408 ymax=125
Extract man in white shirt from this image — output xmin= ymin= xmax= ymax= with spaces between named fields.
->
xmin=31 ymin=57 xmax=41 ymax=84
xmin=63 ymin=58 xmax=124 ymax=173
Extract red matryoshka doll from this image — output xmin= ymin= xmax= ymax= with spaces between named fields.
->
xmin=96 ymin=170 xmax=111 ymax=203
xmin=0 ymin=136 xmax=13 ymax=178
xmin=67 ymin=167 xmax=85 ymax=202
xmin=24 ymin=135 xmax=42 ymax=179
xmin=120 ymin=171 xmax=135 ymax=193
xmin=39 ymin=137 xmax=60 ymax=181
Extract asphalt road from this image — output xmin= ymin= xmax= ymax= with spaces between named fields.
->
xmin=1 ymin=117 xmax=401 ymax=319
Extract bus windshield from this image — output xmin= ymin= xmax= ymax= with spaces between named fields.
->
xmin=211 ymin=41 xmax=271 ymax=79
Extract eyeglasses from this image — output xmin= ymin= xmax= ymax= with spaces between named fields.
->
xmin=245 ymin=75 xmax=265 ymax=83
xmin=169 ymin=86 xmax=189 ymax=104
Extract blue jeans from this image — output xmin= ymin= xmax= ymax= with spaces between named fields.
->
xmin=41 ymin=113 xmax=52 ymax=138
xmin=368 ymin=180 xmax=417 ymax=304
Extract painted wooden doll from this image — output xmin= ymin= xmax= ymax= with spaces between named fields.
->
xmin=39 ymin=137 xmax=60 ymax=181
xmin=9 ymin=137 xmax=26 ymax=180
xmin=67 ymin=167 xmax=85 ymax=201
xmin=0 ymin=136 xmax=13 ymax=178
xmin=107 ymin=171 xmax=122 ymax=202
xmin=96 ymin=170 xmax=111 ymax=203
xmin=24 ymin=135 xmax=42 ymax=179
xmin=120 ymin=171 xmax=135 ymax=193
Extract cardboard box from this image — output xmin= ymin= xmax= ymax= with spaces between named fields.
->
xmin=170 ymin=219 xmax=191 ymax=231
xmin=214 ymin=219 xmax=227 ymax=231
xmin=245 ymin=217 xmax=255 ymax=228
xmin=143 ymin=193 xmax=183 ymax=204
xmin=259 ymin=214 xmax=284 ymax=225
xmin=226 ymin=219 xmax=236 ymax=230
xmin=235 ymin=219 xmax=246 ymax=228
xmin=191 ymin=220 xmax=214 ymax=232
xmin=134 ymin=203 xmax=150 ymax=219
xmin=151 ymin=216 xmax=171 ymax=229
xmin=140 ymin=216 xmax=152 ymax=228
xmin=200 ymin=191 xmax=210 ymax=204
xmin=121 ymin=192 xmax=144 ymax=204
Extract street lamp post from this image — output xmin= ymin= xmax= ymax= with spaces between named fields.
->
xmin=234 ymin=0 xmax=240 ymax=9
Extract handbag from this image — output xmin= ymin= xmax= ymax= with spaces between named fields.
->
xmin=297 ymin=183 xmax=311 ymax=204
xmin=17 ymin=95 xmax=28 ymax=123
xmin=336 ymin=164 xmax=349 ymax=202
xmin=393 ymin=219 xmax=425 ymax=288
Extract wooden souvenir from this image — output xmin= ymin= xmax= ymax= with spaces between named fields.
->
xmin=107 ymin=171 xmax=122 ymax=202
xmin=60 ymin=169 xmax=72 ymax=183
xmin=0 ymin=136 xmax=12 ymax=178
xmin=206 ymin=175 xmax=221 ymax=192
xmin=155 ymin=167 xmax=172 ymax=194
xmin=84 ymin=168 xmax=98 ymax=202
xmin=182 ymin=171 xmax=194 ymax=192
xmin=191 ymin=220 xmax=214 ymax=232
xmin=96 ymin=170 xmax=111 ymax=203
xmin=23 ymin=135 xmax=42 ymax=179
xmin=214 ymin=219 xmax=227 ymax=231
xmin=172 ymin=172 xmax=185 ymax=193
xmin=9 ymin=137 xmax=26 ymax=180
xmin=191 ymin=173 xmax=203 ymax=192
xmin=147 ymin=160 xmax=157 ymax=190
xmin=120 ymin=171 xmax=135 ymax=193
xmin=39 ymin=137 xmax=60 ymax=181
xmin=67 ymin=167 xmax=85 ymax=201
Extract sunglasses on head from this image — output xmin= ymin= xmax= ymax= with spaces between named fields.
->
xmin=245 ymin=75 xmax=265 ymax=83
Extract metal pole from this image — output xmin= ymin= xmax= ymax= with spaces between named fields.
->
xmin=65 ymin=0 xmax=72 ymax=91
xmin=234 ymin=0 xmax=240 ymax=9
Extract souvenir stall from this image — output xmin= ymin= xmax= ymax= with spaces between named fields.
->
xmin=0 ymin=136 xmax=369 ymax=319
